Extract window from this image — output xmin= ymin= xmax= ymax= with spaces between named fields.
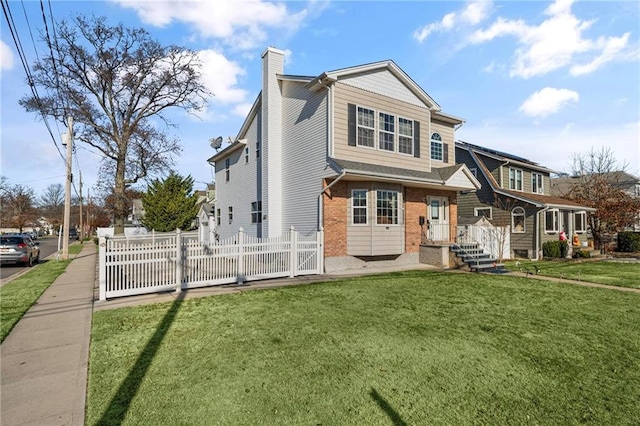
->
xmin=470 ymin=167 xmax=478 ymax=178
xmin=575 ymin=211 xmax=587 ymax=233
xmin=378 ymin=112 xmax=395 ymax=152
xmin=509 ymin=168 xmax=523 ymax=191
xmin=228 ymin=206 xmax=233 ymax=224
xmin=216 ymin=208 xmax=221 ymax=226
xmin=352 ymin=190 xmax=368 ymax=225
xmin=225 ymin=158 xmax=230 ymax=182
xmin=245 ymin=147 xmax=250 ymax=164
xmin=545 ymin=209 xmax=559 ymax=233
xmin=430 ymin=133 xmax=443 ymax=161
xmin=376 ymin=190 xmax=399 ymax=225
xmin=251 ymin=201 xmax=262 ymax=224
xmin=474 ymin=207 xmax=492 ymax=219
xmin=398 ymin=117 xmax=413 ymax=155
xmin=532 ymin=172 xmax=544 ymax=194
xmin=256 ymin=140 xmax=261 ymax=158
xmin=357 ymin=106 xmax=375 ymax=148
xmin=512 ymin=207 xmax=525 ymax=233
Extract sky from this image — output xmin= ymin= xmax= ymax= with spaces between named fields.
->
xmin=1 ymin=0 xmax=639 ymax=200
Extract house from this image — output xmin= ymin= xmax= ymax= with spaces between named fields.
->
xmin=455 ymin=141 xmax=596 ymax=259
xmin=197 ymin=202 xmax=216 ymax=242
xmin=207 ymin=47 xmax=480 ymax=272
xmin=550 ymin=171 xmax=640 ymax=231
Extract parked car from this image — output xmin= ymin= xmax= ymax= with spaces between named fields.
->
xmin=0 ymin=234 xmax=40 ymax=266
xmin=68 ymin=228 xmax=79 ymax=240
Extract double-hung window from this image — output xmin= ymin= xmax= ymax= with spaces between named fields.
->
xmin=228 ymin=206 xmax=233 ymax=224
xmin=352 ymin=190 xmax=368 ymax=225
xmin=251 ymin=201 xmax=262 ymax=224
xmin=357 ymin=107 xmax=375 ymax=148
xmin=532 ymin=172 xmax=544 ymax=194
xmin=545 ymin=210 xmax=559 ymax=233
xmin=376 ymin=190 xmax=399 ymax=225
xmin=245 ymin=147 xmax=250 ymax=164
xmin=509 ymin=168 xmax=523 ymax=191
xmin=575 ymin=211 xmax=587 ymax=233
xmin=378 ymin=112 xmax=395 ymax=152
xmin=216 ymin=208 xmax=221 ymax=226
xmin=256 ymin=140 xmax=261 ymax=158
xmin=398 ymin=117 xmax=413 ymax=155
xmin=225 ymin=158 xmax=230 ymax=182
xmin=430 ymin=133 xmax=443 ymax=161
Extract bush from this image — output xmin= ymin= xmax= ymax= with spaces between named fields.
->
xmin=617 ymin=231 xmax=640 ymax=252
xmin=543 ymin=240 xmax=569 ymax=258
xmin=572 ymin=250 xmax=591 ymax=259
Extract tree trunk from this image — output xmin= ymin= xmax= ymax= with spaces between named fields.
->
xmin=114 ymin=158 xmax=126 ymax=235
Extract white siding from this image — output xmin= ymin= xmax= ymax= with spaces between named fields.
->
xmin=281 ymin=81 xmax=328 ymax=235
xmin=214 ymin=116 xmax=261 ymax=239
xmin=262 ymin=48 xmax=285 ymax=237
xmin=339 ymin=69 xmax=424 ymax=108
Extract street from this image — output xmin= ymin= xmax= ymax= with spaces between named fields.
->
xmin=0 ymin=236 xmax=72 ymax=283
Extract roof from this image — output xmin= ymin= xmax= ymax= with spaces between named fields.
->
xmin=330 ymin=159 xmax=481 ymax=191
xmin=199 ymin=202 xmax=215 ymax=216
xmin=460 ymin=142 xmax=595 ymax=211
xmin=551 ymin=171 xmax=640 ymax=197
xmin=456 ymin=140 xmax=555 ymax=174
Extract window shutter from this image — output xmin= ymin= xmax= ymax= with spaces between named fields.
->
xmin=413 ymin=121 xmax=420 ymax=158
xmin=443 ymin=143 xmax=449 ymax=163
xmin=348 ymin=103 xmax=356 ymax=147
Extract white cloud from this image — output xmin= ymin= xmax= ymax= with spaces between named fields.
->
xmin=0 ymin=40 xmax=14 ymax=70
xmin=519 ymin=87 xmax=579 ymax=118
xmin=198 ymin=50 xmax=247 ymax=104
xmin=414 ymin=0 xmax=493 ymax=43
xmin=468 ymin=0 xmax=633 ymax=78
xmin=115 ymin=0 xmax=307 ymax=50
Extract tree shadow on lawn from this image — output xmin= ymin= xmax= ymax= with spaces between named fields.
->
xmin=370 ymin=388 xmax=407 ymax=426
xmin=96 ymin=292 xmax=185 ymax=426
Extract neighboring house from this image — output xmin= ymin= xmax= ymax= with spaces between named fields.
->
xmin=130 ymin=199 xmax=145 ymax=224
xmin=208 ymin=47 xmax=480 ymax=272
xmin=197 ymin=202 xmax=216 ymax=242
xmin=455 ymin=141 xmax=595 ymax=259
xmin=550 ymin=171 xmax=640 ymax=231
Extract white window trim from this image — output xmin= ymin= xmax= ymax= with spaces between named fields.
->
xmin=474 ymin=207 xmax=493 ymax=219
xmin=351 ymin=189 xmax=368 ymax=226
xmin=397 ymin=116 xmax=414 ymax=156
xmin=228 ymin=206 xmax=233 ymax=224
xmin=245 ymin=147 xmax=250 ymax=164
xmin=575 ymin=211 xmax=587 ymax=233
xmin=356 ymin=105 xmax=376 ymax=150
xmin=532 ymin=172 xmax=544 ymax=194
xmin=251 ymin=201 xmax=262 ymax=224
xmin=378 ymin=110 xmax=395 ymax=152
xmin=512 ymin=206 xmax=526 ymax=233
xmin=430 ymin=133 xmax=443 ymax=162
xmin=375 ymin=189 xmax=400 ymax=226
xmin=225 ymin=158 xmax=230 ymax=182
xmin=509 ymin=167 xmax=523 ymax=191
xmin=545 ymin=209 xmax=559 ymax=234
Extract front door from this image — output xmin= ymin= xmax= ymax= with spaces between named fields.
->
xmin=428 ymin=197 xmax=449 ymax=241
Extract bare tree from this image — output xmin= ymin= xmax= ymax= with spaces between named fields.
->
xmin=38 ymin=183 xmax=65 ymax=228
xmin=20 ymin=15 xmax=209 ymax=234
xmin=566 ymin=147 xmax=640 ymax=250
xmin=0 ymin=180 xmax=37 ymax=232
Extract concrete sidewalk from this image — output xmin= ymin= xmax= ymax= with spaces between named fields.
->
xmin=1 ymin=244 xmax=96 ymax=426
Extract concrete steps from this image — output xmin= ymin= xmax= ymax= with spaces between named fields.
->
xmin=451 ymin=243 xmax=504 ymax=273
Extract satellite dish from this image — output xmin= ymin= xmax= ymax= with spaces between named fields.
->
xmin=210 ymin=136 xmax=223 ymax=151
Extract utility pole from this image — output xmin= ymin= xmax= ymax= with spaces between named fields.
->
xmin=79 ymin=171 xmax=84 ymax=243
xmin=86 ymin=188 xmax=91 ymax=238
xmin=62 ymin=116 xmax=73 ymax=260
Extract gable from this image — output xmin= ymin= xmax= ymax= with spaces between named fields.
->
xmin=338 ymin=69 xmax=426 ymax=108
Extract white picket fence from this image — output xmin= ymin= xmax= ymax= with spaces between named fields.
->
xmin=98 ymin=227 xmax=324 ymax=300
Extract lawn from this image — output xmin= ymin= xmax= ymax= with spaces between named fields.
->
xmin=504 ymin=259 xmax=640 ymax=289
xmin=0 ymin=243 xmax=84 ymax=342
xmin=87 ymin=271 xmax=640 ymax=425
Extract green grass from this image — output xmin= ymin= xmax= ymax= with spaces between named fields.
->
xmin=504 ymin=259 xmax=640 ymax=289
xmin=87 ymin=271 xmax=640 ymax=425
xmin=0 ymin=242 xmax=85 ymax=342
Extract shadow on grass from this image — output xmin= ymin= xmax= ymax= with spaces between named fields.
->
xmin=370 ymin=388 xmax=407 ymax=426
xmin=96 ymin=292 xmax=185 ymax=426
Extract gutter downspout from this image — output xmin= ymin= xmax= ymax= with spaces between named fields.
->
xmin=535 ymin=205 xmax=550 ymax=260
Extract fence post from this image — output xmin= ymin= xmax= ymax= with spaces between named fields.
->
xmin=317 ymin=227 xmax=324 ymax=274
xmin=289 ymin=226 xmax=296 ymax=278
xmin=237 ymin=227 xmax=244 ymax=284
xmin=175 ymin=228 xmax=182 ymax=293
xmin=99 ymin=236 xmax=107 ymax=301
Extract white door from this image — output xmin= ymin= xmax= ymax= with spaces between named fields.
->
xmin=428 ymin=197 xmax=449 ymax=241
